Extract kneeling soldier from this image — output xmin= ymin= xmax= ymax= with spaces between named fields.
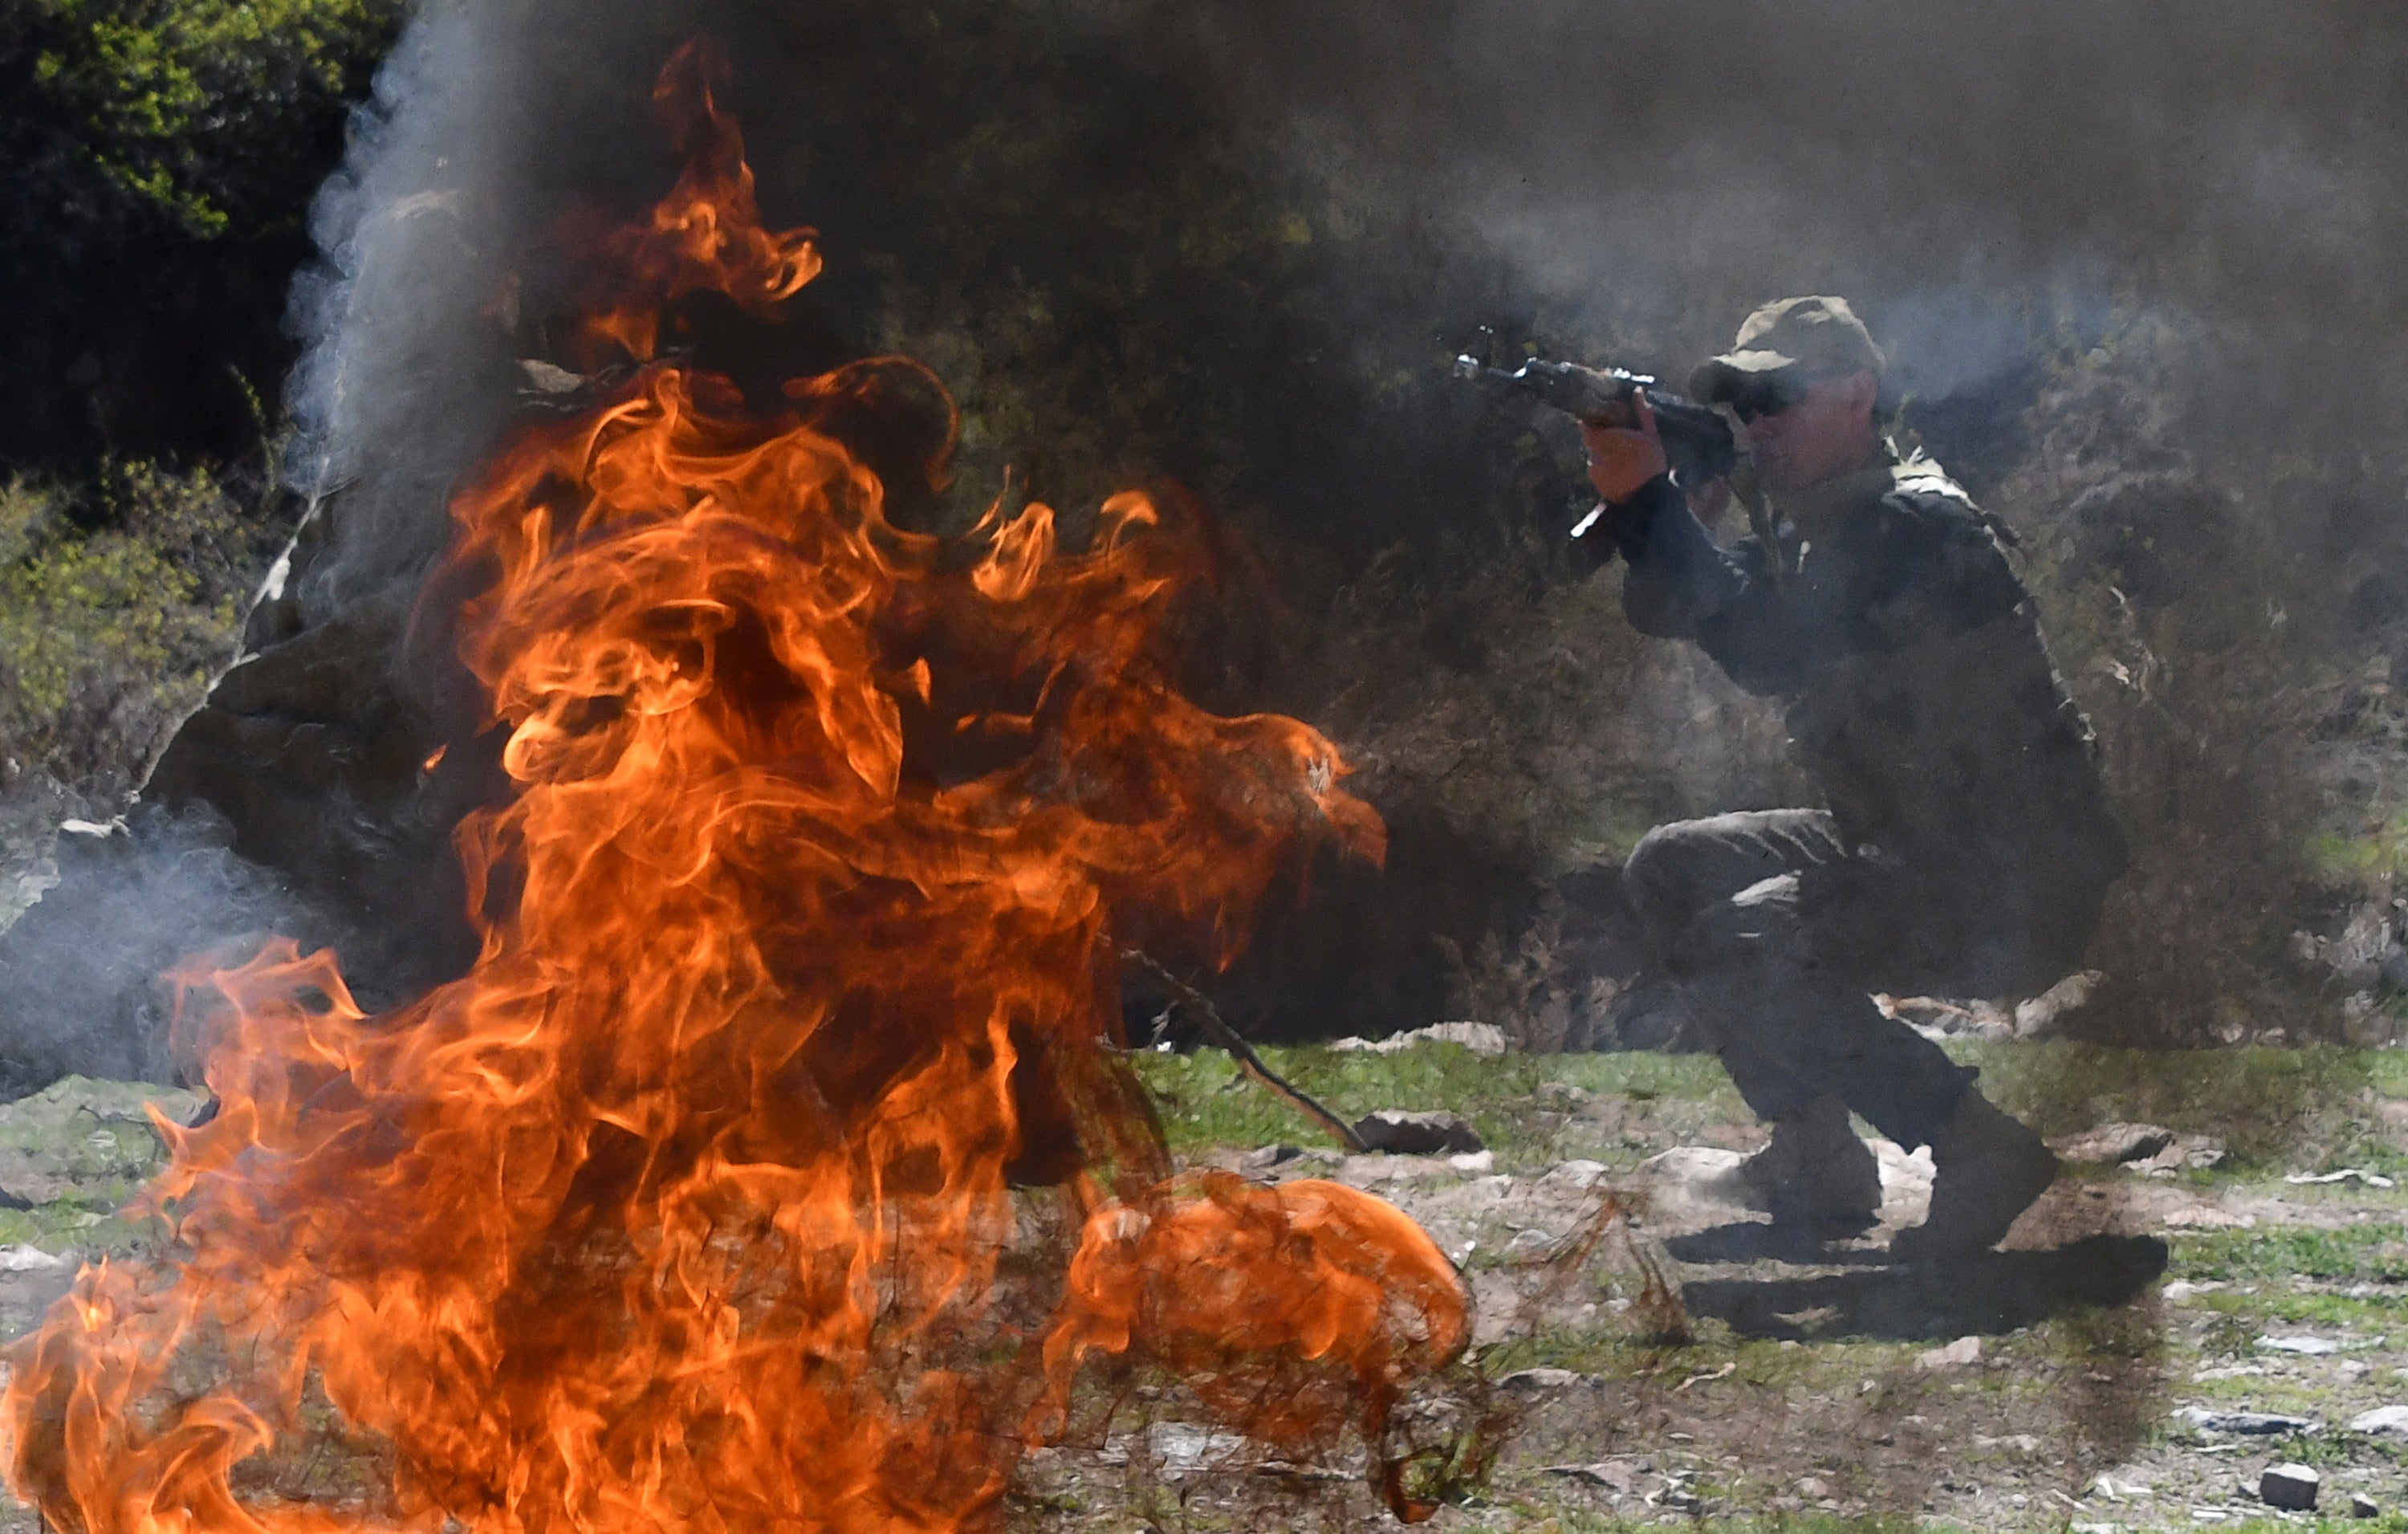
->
xmin=1580 ymin=297 xmax=2126 ymax=1255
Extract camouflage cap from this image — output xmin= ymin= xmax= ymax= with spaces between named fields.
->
xmin=1689 ymin=295 xmax=1885 ymax=404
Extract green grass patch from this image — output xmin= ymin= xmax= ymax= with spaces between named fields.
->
xmin=0 ymin=1201 xmax=153 ymax=1255
xmin=2186 ymin=1287 xmax=2406 ymax=1333
xmin=1471 ymin=1315 xmax=1922 ymax=1392
xmin=2373 ymin=1048 xmax=2408 ymax=1100
xmin=2202 ymin=1519 xmax=2408 ymax=1534
xmin=1514 ymin=1513 xmax=1924 ymax=1533
xmin=2176 ymin=1369 xmax=2383 ymax=1420
xmin=1129 ymin=1043 xmax=1739 ymax=1162
xmin=1133 ymin=1038 xmax=2408 ymax=1174
xmin=1129 ymin=1043 xmax=1545 ymax=1155
xmin=1546 ymin=1050 xmax=1735 ymax=1103
xmin=1952 ymin=1040 xmax=2390 ymax=1166
xmin=2312 ymin=810 xmax=2408 ymax=885
xmin=2262 ymin=1426 xmax=2408 ymax=1471
xmin=2172 ymin=1223 xmax=2408 ymax=1284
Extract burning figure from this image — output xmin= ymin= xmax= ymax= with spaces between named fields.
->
xmin=1580 ymin=297 xmax=2128 ymax=1254
xmin=2 ymin=43 xmax=1464 ymax=1534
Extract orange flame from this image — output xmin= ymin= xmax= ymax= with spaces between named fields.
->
xmin=570 ymin=41 xmax=820 ymax=366
xmin=2 ymin=38 xmax=1462 ymax=1534
xmin=1039 ymin=1174 xmax=1467 ymax=1476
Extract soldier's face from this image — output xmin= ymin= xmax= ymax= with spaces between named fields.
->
xmin=1744 ymin=369 xmax=1880 ymax=492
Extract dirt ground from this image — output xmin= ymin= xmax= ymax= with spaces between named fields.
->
xmin=0 ymin=1043 xmax=2402 ymax=1533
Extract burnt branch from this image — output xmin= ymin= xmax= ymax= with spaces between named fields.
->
xmin=1121 ymin=947 xmax=1370 ymax=1154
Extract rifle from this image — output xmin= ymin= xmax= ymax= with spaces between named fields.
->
xmin=1452 ymin=349 xmax=1780 ymax=576
xmin=1450 ymin=352 xmax=1739 ymax=489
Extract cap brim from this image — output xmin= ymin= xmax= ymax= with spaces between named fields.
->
xmin=1689 ymin=349 xmax=1803 ymax=403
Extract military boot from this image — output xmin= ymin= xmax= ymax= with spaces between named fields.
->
xmin=1891 ymin=1090 xmax=2057 ymax=1259
xmin=1726 ymin=1094 xmax=1881 ymax=1235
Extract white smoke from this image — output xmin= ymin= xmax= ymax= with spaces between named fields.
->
xmin=282 ymin=2 xmax=540 ymax=615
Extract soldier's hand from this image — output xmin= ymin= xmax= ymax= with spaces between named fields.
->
xmin=1579 ymin=389 xmax=1668 ymax=505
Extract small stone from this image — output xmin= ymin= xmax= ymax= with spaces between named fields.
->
xmin=2284 ymin=1167 xmax=2398 ymax=1189
xmin=2352 ymin=1491 xmax=2382 ymax=1518
xmin=1793 ymin=1476 xmax=1830 ymax=1499
xmin=1916 ymin=1336 xmax=1983 ymax=1369
xmin=2260 ymin=1463 xmax=2319 ymax=1511
xmin=1503 ymin=1227 xmax=1558 ymax=1259
xmin=2052 ymin=1121 xmax=2175 ymax=1165
xmin=1240 ymin=1143 xmax=1302 ymax=1171
xmin=1543 ymin=1461 xmax=1634 ymax=1492
xmin=2162 ymin=1206 xmax=2255 ymax=1231
xmin=2257 ymin=1334 xmax=2341 ymax=1355
xmin=2348 ymin=1405 xmax=2408 ymax=1436
xmin=518 ymin=358 xmax=590 ymax=394
xmin=1979 ymin=1434 xmax=2042 ymax=1459
xmin=1635 ymin=1145 xmax=1751 ymax=1204
xmin=0 ymin=1244 xmax=68 ymax=1272
xmin=2175 ymin=1406 xmax=2320 ymax=1435
xmin=1351 ymin=1109 xmax=1483 ymax=1155
xmin=1145 ymin=1420 xmax=1246 ymax=1474
xmin=1498 ymin=1366 xmax=1584 ymax=1394
xmin=1538 ymin=1158 xmax=1609 ymax=1189
xmin=1328 ymin=1021 xmax=1508 ymax=1057
xmin=2162 ymin=1280 xmax=2226 ymax=1303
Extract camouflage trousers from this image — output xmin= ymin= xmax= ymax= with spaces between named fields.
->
xmin=1622 ymin=809 xmax=2097 ymax=1149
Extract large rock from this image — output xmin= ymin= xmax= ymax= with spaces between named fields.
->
xmin=2349 ymin=1406 xmax=2408 ymax=1437
xmin=2260 ymin=1463 xmax=2320 ymax=1512
xmin=2175 ymin=1406 xmax=2320 ymax=1435
xmin=1328 ymin=1021 xmax=1507 ymax=1056
xmin=0 ymin=1076 xmax=201 ymax=1206
xmin=1637 ymin=1137 xmax=1933 ymax=1231
xmin=143 ymin=576 xmax=494 ymax=999
xmin=0 ymin=816 xmax=307 ymax=1094
xmin=0 ymin=557 xmax=494 ymax=1093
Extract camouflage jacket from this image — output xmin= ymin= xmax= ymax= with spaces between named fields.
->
xmin=1598 ymin=450 xmax=2128 ymax=907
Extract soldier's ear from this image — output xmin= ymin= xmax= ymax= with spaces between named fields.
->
xmin=1844 ymin=369 xmax=1880 ymax=420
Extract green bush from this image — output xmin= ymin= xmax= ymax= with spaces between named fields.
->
xmin=16 ymin=0 xmax=401 ymax=238
xmin=0 ymin=463 xmax=260 ymax=802
xmin=1 ymin=0 xmax=401 ymax=466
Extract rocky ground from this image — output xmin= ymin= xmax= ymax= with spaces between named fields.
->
xmin=0 ymin=1040 xmax=2402 ymax=1532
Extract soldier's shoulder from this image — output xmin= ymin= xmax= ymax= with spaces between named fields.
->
xmin=1880 ymin=450 xmax=1976 ymax=515
xmin=1877 ymin=452 xmax=2020 ymax=549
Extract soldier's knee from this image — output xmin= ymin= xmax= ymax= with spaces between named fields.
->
xmin=1621 ymin=822 xmax=1693 ymax=926
xmin=1626 ymin=817 xmax=1719 ymax=881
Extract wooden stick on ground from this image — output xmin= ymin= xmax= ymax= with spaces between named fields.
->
xmin=1120 ymin=948 xmax=1370 ymax=1154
